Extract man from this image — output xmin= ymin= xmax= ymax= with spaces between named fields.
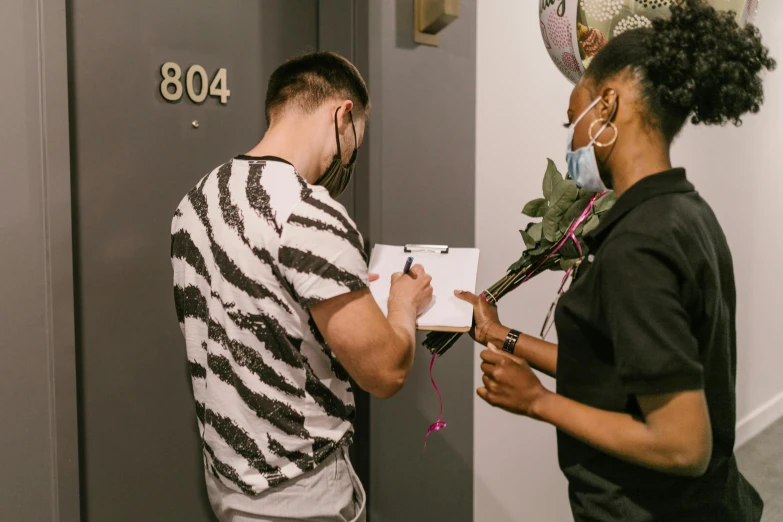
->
xmin=170 ymin=51 xmax=433 ymax=521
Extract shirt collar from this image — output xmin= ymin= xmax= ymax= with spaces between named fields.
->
xmin=586 ymin=168 xmax=694 ymax=249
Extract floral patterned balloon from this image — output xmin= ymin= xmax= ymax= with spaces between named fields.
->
xmin=539 ymin=0 xmax=760 ymax=84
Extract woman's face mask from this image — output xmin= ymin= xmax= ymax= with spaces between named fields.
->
xmin=316 ymin=108 xmax=359 ymax=199
xmin=565 ymin=96 xmax=617 ymax=193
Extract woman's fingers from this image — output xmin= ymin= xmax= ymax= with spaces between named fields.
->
xmin=477 ymin=386 xmax=503 ymax=408
xmin=454 ymin=290 xmax=479 ymax=304
xmin=488 ymin=343 xmax=526 ymax=365
xmin=480 ymin=347 xmax=505 ymax=365
xmin=482 ymin=374 xmax=495 ymax=390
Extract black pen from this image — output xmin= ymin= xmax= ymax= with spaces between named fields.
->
xmin=403 ymin=256 xmax=414 ymax=275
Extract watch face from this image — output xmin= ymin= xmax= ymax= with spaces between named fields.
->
xmin=503 ymin=331 xmax=520 ymax=353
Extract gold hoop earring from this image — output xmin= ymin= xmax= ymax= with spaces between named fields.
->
xmin=589 ymin=119 xmax=618 ymax=148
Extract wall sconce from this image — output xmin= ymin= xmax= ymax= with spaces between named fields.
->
xmin=414 ymin=0 xmax=460 ymax=47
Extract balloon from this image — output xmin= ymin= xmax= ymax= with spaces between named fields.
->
xmin=539 ymin=0 xmax=761 ymax=84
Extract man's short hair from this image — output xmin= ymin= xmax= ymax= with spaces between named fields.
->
xmin=264 ymin=51 xmax=370 ymax=126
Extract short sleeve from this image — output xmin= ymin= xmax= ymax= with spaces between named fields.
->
xmin=599 ymin=233 xmax=703 ymax=395
xmin=278 ymin=196 xmax=369 ymax=308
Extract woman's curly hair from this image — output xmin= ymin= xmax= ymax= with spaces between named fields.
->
xmin=585 ymin=0 xmax=776 ymax=142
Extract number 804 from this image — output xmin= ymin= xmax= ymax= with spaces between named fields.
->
xmin=160 ymin=62 xmax=230 ymax=105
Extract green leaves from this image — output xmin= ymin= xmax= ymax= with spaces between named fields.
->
xmin=564 ymin=194 xmax=593 ymax=224
xmin=542 ymin=177 xmax=578 ymax=242
xmin=560 ymin=258 xmax=578 ymax=270
xmin=520 ymin=229 xmax=536 ymax=249
xmin=582 ymin=214 xmax=600 ymax=235
xmin=542 ymin=159 xmax=562 ymax=201
xmin=594 ymin=192 xmax=616 ymax=215
xmin=522 ymin=198 xmax=549 ymax=218
xmin=518 ymin=159 xmax=613 ymax=276
xmin=559 ymin=194 xmax=590 ymax=233
xmin=528 ymin=241 xmax=552 ymax=256
xmin=527 ymin=222 xmax=543 ymax=242
xmin=550 ymin=179 xmax=579 ymax=210
xmin=542 ymin=208 xmax=561 ymax=243
xmin=508 ymin=253 xmax=531 ymax=273
xmin=558 ymin=237 xmax=583 ymax=260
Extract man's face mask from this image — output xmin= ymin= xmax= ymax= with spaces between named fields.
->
xmin=316 ymin=108 xmax=359 ymax=199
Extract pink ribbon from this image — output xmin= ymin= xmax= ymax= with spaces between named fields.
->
xmin=560 ymin=264 xmax=575 ymax=286
xmin=424 ymin=353 xmax=447 ymax=447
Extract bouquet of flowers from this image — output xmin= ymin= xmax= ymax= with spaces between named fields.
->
xmin=423 ymin=159 xmax=616 ymax=356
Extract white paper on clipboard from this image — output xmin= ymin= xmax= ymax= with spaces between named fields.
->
xmin=367 ymin=244 xmax=480 ymax=332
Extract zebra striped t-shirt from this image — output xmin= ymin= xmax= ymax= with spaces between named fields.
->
xmin=171 ymin=156 xmax=369 ymax=495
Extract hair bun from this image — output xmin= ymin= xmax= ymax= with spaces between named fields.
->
xmin=644 ymin=0 xmax=775 ymax=127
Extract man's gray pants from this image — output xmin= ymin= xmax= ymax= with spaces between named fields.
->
xmin=206 ymin=446 xmax=366 ymax=522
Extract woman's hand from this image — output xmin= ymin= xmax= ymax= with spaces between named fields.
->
xmin=478 ymin=344 xmax=550 ymax=417
xmin=454 ymin=290 xmax=504 ymax=345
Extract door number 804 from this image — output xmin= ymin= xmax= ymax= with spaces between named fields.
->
xmin=160 ymin=62 xmax=230 ymax=105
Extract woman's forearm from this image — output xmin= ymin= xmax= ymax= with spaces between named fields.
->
xmin=486 ymin=325 xmax=558 ymax=377
xmin=530 ymin=391 xmax=709 ymax=477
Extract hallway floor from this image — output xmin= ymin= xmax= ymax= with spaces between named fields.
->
xmin=736 ymin=417 xmax=783 ymax=522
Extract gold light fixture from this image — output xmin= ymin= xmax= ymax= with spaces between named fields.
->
xmin=414 ymin=0 xmax=460 ymax=47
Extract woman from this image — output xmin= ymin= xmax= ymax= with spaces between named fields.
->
xmin=457 ymin=2 xmax=774 ymax=521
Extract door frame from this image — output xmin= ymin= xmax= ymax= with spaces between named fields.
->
xmin=4 ymin=0 xmax=81 ymax=520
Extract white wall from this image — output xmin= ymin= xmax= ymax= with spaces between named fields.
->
xmin=474 ymin=2 xmax=783 ymax=521
xmin=475 ymin=2 xmax=574 ymax=521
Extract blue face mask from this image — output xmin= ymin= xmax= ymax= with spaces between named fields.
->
xmin=565 ymin=96 xmax=616 ymax=193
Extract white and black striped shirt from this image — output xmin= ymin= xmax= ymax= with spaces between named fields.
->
xmin=171 ymin=156 xmax=369 ymax=495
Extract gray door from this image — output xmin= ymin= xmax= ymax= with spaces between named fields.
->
xmin=68 ymin=2 xmax=318 ymax=520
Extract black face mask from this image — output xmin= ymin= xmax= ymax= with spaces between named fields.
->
xmin=316 ymin=108 xmax=359 ymax=199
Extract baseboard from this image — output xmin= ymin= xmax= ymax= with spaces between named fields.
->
xmin=736 ymin=389 xmax=783 ymax=448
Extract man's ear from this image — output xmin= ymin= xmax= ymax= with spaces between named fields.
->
xmin=335 ymin=100 xmax=354 ymax=132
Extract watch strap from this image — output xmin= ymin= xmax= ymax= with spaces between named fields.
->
xmin=502 ymin=329 xmax=521 ymax=354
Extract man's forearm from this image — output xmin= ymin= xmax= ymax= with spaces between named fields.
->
xmin=386 ymin=300 xmax=417 ymax=374
xmin=486 ymin=324 xmax=558 ymax=378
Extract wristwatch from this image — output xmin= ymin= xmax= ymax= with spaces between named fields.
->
xmin=502 ymin=329 xmax=521 ymax=354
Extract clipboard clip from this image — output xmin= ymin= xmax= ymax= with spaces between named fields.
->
xmin=404 ymin=244 xmax=450 ymax=254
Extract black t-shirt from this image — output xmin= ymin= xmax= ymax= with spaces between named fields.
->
xmin=554 ymin=169 xmax=763 ymax=521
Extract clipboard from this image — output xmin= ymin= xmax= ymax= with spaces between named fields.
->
xmin=368 ymin=244 xmax=480 ymax=332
